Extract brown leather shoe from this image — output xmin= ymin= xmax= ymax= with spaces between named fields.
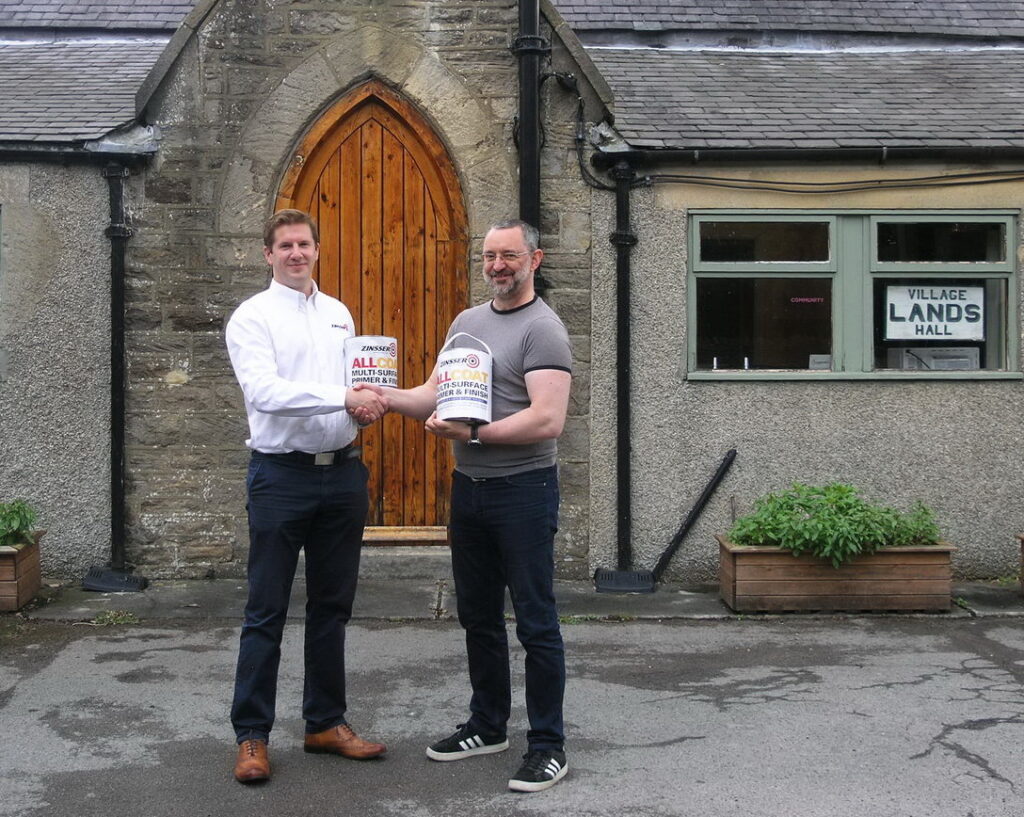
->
xmin=234 ymin=739 xmax=270 ymax=783
xmin=303 ymin=724 xmax=387 ymax=759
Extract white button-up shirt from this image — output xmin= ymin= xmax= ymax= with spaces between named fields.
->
xmin=226 ymin=279 xmax=357 ymax=454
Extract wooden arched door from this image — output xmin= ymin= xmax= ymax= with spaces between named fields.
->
xmin=277 ymin=80 xmax=468 ymax=533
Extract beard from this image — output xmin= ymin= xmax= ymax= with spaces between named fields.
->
xmin=484 ymin=267 xmax=529 ymax=298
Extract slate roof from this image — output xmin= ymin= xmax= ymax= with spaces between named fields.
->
xmin=0 ymin=1 xmax=195 ymax=144
xmin=589 ymin=47 xmax=1024 ymax=150
xmin=0 ymin=0 xmax=195 ymax=29
xmin=0 ymin=38 xmax=168 ymax=142
xmin=556 ymin=0 xmax=1024 ymax=39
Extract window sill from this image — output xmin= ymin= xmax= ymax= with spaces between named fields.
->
xmin=687 ymin=370 xmax=1024 ymax=381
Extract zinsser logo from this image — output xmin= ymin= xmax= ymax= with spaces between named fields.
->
xmin=361 ymin=344 xmax=391 ymax=353
xmin=465 ymin=354 xmax=480 ymax=368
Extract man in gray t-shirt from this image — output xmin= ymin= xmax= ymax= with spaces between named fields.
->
xmin=379 ymin=219 xmax=572 ymax=793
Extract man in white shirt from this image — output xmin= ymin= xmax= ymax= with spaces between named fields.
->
xmin=225 ymin=209 xmax=388 ymax=784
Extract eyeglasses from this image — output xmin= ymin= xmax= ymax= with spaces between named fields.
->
xmin=480 ymin=250 xmax=531 ymax=264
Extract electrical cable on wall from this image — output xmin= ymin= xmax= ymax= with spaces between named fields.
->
xmin=640 ymin=169 xmax=1024 ymax=194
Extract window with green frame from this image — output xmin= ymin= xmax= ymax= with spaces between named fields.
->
xmin=687 ymin=211 xmax=1018 ymax=379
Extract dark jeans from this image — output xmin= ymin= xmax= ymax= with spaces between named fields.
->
xmin=449 ymin=465 xmax=565 ymax=752
xmin=231 ymin=452 xmax=369 ymax=744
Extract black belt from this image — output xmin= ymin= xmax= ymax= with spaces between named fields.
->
xmin=255 ymin=446 xmax=361 ymax=466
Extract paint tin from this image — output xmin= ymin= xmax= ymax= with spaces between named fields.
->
xmin=435 ymin=332 xmax=492 ymax=423
xmin=344 ymin=335 xmax=399 ymax=388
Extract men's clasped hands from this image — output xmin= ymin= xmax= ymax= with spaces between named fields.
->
xmin=348 ymin=382 xmax=474 ymax=442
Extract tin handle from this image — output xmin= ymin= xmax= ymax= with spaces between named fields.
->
xmin=441 ymin=332 xmax=492 ymax=356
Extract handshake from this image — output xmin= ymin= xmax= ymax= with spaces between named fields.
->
xmin=343 ymin=381 xmax=476 ymax=443
xmin=345 ymin=382 xmax=391 ymax=426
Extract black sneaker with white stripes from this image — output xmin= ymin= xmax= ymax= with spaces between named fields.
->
xmin=425 ymin=724 xmax=510 ymax=761
xmin=508 ymin=749 xmax=568 ymax=792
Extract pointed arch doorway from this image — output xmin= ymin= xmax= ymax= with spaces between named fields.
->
xmin=276 ymin=80 xmax=468 ymax=538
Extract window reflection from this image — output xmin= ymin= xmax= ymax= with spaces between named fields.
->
xmin=700 ymin=221 xmax=829 ymax=262
xmin=696 ymin=278 xmax=832 ymax=370
xmin=877 ymin=222 xmax=1005 ymax=263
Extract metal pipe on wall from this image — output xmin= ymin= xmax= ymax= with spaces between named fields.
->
xmin=610 ymin=160 xmax=638 ymax=571
xmin=516 ymin=0 xmax=542 ymax=230
xmin=103 ymin=162 xmax=130 ymax=572
xmin=514 ymin=0 xmax=551 ymax=295
xmin=82 ymin=163 xmax=147 ymax=591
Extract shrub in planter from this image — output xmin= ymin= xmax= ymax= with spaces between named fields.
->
xmin=719 ymin=483 xmax=951 ymax=612
xmin=728 ymin=482 xmax=941 ymax=568
xmin=0 ymin=499 xmax=43 ymax=611
xmin=0 ymin=499 xmax=37 ymax=547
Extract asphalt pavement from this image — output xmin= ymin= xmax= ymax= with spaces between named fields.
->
xmin=2 ymin=557 xmax=1024 ymax=817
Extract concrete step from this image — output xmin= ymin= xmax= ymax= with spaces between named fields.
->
xmin=358 ymin=545 xmax=452 ymax=581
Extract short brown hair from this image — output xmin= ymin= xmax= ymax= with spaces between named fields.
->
xmin=263 ymin=209 xmax=320 ymax=248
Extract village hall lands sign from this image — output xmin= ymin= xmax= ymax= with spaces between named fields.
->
xmin=885 ymin=285 xmax=984 ymax=340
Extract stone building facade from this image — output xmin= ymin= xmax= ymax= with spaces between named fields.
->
xmin=125 ymin=0 xmax=604 ymax=578
xmin=5 ymin=0 xmax=1024 ymax=586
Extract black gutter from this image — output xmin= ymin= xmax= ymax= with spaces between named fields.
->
xmin=0 ymin=147 xmax=150 ymax=166
xmin=609 ymin=160 xmax=638 ymax=572
xmin=592 ymin=146 xmax=1024 ymax=168
xmin=513 ymin=0 xmax=551 ymax=295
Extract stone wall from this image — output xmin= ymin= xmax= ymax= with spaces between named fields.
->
xmin=0 ymin=162 xmax=119 ymax=579
xmin=127 ymin=0 xmax=597 ymax=577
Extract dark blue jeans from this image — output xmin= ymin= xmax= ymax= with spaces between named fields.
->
xmin=449 ymin=465 xmax=565 ymax=752
xmin=231 ymin=452 xmax=369 ymax=744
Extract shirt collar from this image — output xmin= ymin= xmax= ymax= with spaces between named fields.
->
xmin=268 ymin=277 xmax=319 ymax=307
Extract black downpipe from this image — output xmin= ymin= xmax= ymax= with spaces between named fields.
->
xmin=82 ymin=164 xmax=147 ymax=591
xmin=516 ymin=0 xmax=541 ymax=229
xmin=514 ymin=0 xmax=549 ymax=295
xmin=610 ymin=161 xmax=638 ymax=571
xmin=104 ymin=163 xmax=130 ymax=571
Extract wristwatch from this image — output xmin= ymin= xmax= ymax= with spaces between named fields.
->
xmin=467 ymin=423 xmax=483 ymax=447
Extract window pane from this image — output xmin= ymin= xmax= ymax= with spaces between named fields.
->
xmin=700 ymin=221 xmax=829 ymax=262
xmin=696 ymin=278 xmax=832 ymax=370
xmin=873 ymin=278 xmax=1006 ymax=370
xmin=877 ymin=222 xmax=1006 ymax=263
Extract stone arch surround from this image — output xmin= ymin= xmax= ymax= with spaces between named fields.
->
xmin=216 ymin=24 xmax=514 ymax=240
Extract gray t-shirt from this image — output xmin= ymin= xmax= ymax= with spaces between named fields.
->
xmin=444 ymin=296 xmax=572 ymax=477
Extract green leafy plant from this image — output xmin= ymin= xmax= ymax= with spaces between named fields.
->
xmin=728 ymin=482 xmax=940 ymax=568
xmin=0 ymin=499 xmax=37 ymax=548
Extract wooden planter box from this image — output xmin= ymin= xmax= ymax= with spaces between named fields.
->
xmin=0 ymin=532 xmax=42 ymax=612
xmin=718 ymin=535 xmax=954 ymax=613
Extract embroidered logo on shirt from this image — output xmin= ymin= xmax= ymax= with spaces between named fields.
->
xmin=331 ymin=324 xmax=350 ymax=331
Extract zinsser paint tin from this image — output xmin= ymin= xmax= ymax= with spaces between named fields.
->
xmin=435 ymin=332 xmax=492 ymax=423
xmin=344 ymin=335 xmax=399 ymax=388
